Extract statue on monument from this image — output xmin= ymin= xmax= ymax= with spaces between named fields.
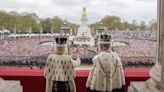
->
xmin=82 ymin=6 xmax=87 ymax=18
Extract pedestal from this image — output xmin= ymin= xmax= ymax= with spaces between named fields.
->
xmin=0 ymin=79 xmax=22 ymax=92
xmin=128 ymin=62 xmax=161 ymax=92
xmin=128 ymin=82 xmax=152 ymax=92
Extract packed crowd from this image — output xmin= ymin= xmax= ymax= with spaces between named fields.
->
xmin=108 ymin=30 xmax=157 ymax=41
xmin=0 ymin=31 xmax=157 ymax=67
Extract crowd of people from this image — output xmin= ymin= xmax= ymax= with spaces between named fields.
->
xmin=108 ymin=30 xmax=157 ymax=41
xmin=74 ymin=36 xmax=91 ymax=42
xmin=0 ymin=31 xmax=157 ymax=67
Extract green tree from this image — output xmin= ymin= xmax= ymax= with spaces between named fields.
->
xmin=90 ymin=15 xmax=125 ymax=30
xmin=40 ymin=18 xmax=52 ymax=33
xmin=51 ymin=16 xmax=64 ymax=33
xmin=148 ymin=19 xmax=157 ymax=31
xmin=0 ymin=11 xmax=40 ymax=34
xmin=0 ymin=11 xmax=17 ymax=32
xmin=140 ymin=21 xmax=147 ymax=31
xmin=16 ymin=14 xmax=40 ymax=34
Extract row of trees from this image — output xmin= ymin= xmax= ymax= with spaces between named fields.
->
xmin=0 ymin=11 xmax=157 ymax=34
xmin=90 ymin=15 xmax=157 ymax=31
xmin=0 ymin=11 xmax=77 ymax=34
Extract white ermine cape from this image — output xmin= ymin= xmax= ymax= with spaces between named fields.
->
xmin=44 ymin=54 xmax=81 ymax=92
xmin=86 ymin=51 xmax=125 ymax=92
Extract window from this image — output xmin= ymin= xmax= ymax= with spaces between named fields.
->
xmin=0 ymin=0 xmax=157 ymax=70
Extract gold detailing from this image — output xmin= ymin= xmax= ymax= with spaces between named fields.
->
xmin=82 ymin=6 xmax=87 ymax=18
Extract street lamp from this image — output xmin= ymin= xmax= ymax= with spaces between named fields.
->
xmin=28 ymin=27 xmax=32 ymax=38
xmin=97 ymin=22 xmax=106 ymax=35
xmin=60 ymin=22 xmax=70 ymax=35
xmin=39 ymin=28 xmax=43 ymax=43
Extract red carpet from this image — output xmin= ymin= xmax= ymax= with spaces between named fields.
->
xmin=0 ymin=67 xmax=150 ymax=92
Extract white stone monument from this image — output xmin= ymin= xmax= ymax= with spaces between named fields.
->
xmin=73 ymin=5 xmax=95 ymax=46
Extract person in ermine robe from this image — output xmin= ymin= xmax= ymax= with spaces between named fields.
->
xmin=44 ymin=36 xmax=81 ymax=92
xmin=86 ymin=33 xmax=125 ymax=92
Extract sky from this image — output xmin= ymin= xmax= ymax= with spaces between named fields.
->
xmin=0 ymin=0 xmax=157 ymax=24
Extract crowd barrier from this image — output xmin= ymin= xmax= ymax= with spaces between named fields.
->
xmin=0 ymin=56 xmax=155 ymax=67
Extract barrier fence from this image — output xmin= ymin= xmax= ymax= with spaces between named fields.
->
xmin=0 ymin=55 xmax=156 ymax=68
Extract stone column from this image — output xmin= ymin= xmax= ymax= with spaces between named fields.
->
xmin=128 ymin=0 xmax=164 ymax=92
xmin=160 ymin=0 xmax=164 ymax=91
xmin=143 ymin=0 xmax=163 ymax=91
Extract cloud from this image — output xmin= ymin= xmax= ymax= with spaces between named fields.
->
xmin=0 ymin=0 xmax=157 ymax=24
